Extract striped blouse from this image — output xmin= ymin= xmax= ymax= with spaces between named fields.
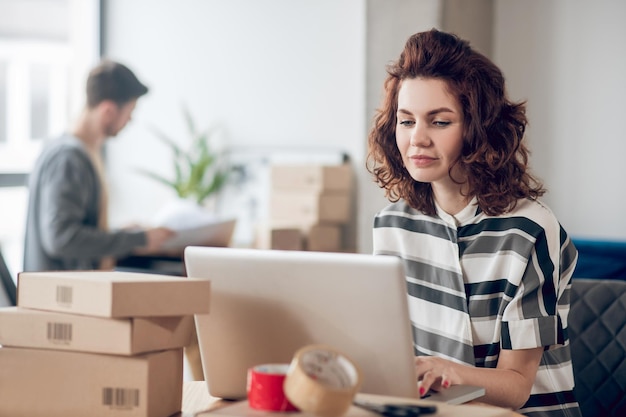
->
xmin=373 ymin=198 xmax=582 ymax=417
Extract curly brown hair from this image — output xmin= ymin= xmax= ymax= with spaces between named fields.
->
xmin=367 ymin=29 xmax=545 ymax=216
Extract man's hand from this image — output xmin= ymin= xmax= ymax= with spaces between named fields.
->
xmin=136 ymin=227 xmax=176 ymax=254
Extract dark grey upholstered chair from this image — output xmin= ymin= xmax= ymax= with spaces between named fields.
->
xmin=0 ymin=250 xmax=16 ymax=307
xmin=569 ymin=278 xmax=626 ymax=417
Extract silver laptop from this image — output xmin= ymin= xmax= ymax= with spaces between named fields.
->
xmin=184 ymin=246 xmax=484 ymax=404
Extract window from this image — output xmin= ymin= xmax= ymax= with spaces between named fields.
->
xmin=0 ymin=61 xmax=7 ymax=144
xmin=0 ymin=0 xmax=100 ymax=278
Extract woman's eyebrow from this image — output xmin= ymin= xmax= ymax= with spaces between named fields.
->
xmin=427 ymin=107 xmax=456 ymax=116
xmin=397 ymin=107 xmax=457 ymax=116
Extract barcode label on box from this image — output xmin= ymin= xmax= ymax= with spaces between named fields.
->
xmin=102 ymin=387 xmax=140 ymax=409
xmin=56 ymin=285 xmax=72 ymax=305
xmin=47 ymin=322 xmax=72 ymax=344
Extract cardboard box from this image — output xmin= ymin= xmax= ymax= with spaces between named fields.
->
xmin=270 ymin=191 xmax=351 ymax=224
xmin=17 ymin=270 xmax=211 ymax=318
xmin=306 ymin=224 xmax=342 ymax=252
xmin=255 ymin=224 xmax=303 ymax=251
xmin=0 ymin=306 xmax=194 ymax=355
xmin=0 ymin=347 xmax=183 ymax=417
xmin=271 ymin=163 xmax=353 ymax=192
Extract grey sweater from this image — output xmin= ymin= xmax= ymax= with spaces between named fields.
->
xmin=23 ymin=134 xmax=146 ymax=271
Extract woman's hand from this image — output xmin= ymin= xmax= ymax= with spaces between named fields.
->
xmin=414 ymin=356 xmax=464 ymax=397
xmin=414 ymin=347 xmax=544 ymax=409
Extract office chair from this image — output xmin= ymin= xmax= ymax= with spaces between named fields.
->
xmin=569 ymin=278 xmax=626 ymax=417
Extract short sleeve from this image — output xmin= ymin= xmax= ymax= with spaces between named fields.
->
xmin=500 ymin=225 xmax=575 ymax=350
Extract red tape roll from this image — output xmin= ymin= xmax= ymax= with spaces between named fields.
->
xmin=247 ymin=364 xmax=299 ymax=412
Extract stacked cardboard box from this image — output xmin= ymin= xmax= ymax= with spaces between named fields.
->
xmin=0 ymin=270 xmax=211 ymax=417
xmin=258 ymin=163 xmax=353 ymax=252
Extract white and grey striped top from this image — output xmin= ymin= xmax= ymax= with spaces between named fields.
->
xmin=373 ymin=197 xmax=582 ymax=417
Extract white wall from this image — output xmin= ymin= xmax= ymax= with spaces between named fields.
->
xmin=103 ymin=0 xmax=367 ymax=246
xmin=442 ymin=0 xmax=493 ymax=56
xmin=103 ymin=0 xmax=626 ymax=253
xmin=493 ymin=0 xmax=626 ymax=239
xmin=361 ymin=0 xmax=441 ymax=253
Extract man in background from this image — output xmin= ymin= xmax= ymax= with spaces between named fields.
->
xmin=24 ymin=60 xmax=174 ymax=272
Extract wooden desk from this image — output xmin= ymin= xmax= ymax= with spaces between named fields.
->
xmin=175 ymin=381 xmax=223 ymax=416
xmin=175 ymin=381 xmax=524 ymax=417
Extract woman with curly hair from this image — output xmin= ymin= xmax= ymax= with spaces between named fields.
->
xmin=368 ymin=29 xmax=580 ymax=417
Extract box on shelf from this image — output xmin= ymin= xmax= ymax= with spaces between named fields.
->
xmin=270 ymin=191 xmax=351 ymax=225
xmin=17 ymin=270 xmax=211 ymax=318
xmin=0 ymin=307 xmax=194 ymax=355
xmin=0 ymin=347 xmax=183 ymax=417
xmin=306 ymin=224 xmax=342 ymax=252
xmin=270 ymin=163 xmax=353 ymax=192
xmin=255 ymin=224 xmax=303 ymax=251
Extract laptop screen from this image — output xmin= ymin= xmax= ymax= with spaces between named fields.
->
xmin=184 ymin=246 xmax=418 ymax=400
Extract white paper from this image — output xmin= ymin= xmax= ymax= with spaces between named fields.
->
xmin=152 ymin=200 xmax=236 ymax=250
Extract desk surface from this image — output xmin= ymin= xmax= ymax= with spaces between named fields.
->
xmin=175 ymin=381 xmax=524 ymax=417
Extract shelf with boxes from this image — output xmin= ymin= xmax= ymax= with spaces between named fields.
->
xmin=256 ymin=163 xmax=354 ymax=252
xmin=0 ymin=270 xmax=211 ymax=417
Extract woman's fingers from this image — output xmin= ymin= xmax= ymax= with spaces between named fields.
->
xmin=414 ymin=357 xmax=454 ymax=397
xmin=418 ymin=369 xmax=436 ymax=397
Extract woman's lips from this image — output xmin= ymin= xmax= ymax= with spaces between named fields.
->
xmin=409 ymin=155 xmax=437 ymax=167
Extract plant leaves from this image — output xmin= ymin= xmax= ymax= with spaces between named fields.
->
xmin=138 ymin=105 xmax=230 ymax=204
xmin=182 ymin=103 xmax=197 ymax=138
xmin=146 ymin=124 xmax=184 ymax=159
xmin=135 ymin=168 xmax=179 ymax=191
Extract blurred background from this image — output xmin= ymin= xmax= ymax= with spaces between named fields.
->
xmin=1 ymin=0 xmax=625 ymax=279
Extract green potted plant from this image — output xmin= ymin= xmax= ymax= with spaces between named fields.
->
xmin=138 ymin=105 xmax=230 ymax=207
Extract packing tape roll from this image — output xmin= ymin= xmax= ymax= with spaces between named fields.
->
xmin=247 ymin=364 xmax=299 ymax=412
xmin=284 ymin=345 xmax=362 ymax=417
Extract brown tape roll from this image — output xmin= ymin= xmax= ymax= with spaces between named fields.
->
xmin=283 ymin=345 xmax=362 ymax=417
